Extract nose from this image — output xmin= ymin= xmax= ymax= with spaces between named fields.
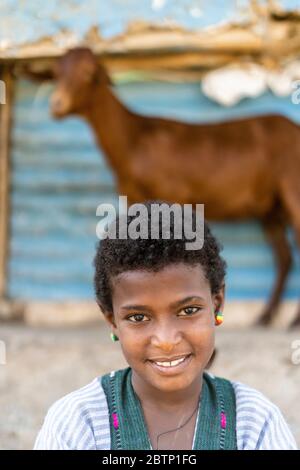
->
xmin=50 ymin=93 xmax=62 ymax=111
xmin=150 ymin=321 xmax=182 ymax=351
xmin=50 ymin=91 xmax=69 ymax=117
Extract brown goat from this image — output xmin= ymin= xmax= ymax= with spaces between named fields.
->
xmin=48 ymin=47 xmax=300 ymax=327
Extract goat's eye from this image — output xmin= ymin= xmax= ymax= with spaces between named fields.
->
xmin=82 ymin=69 xmax=95 ymax=83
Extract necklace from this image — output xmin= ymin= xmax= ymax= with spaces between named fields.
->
xmin=155 ymin=395 xmax=201 ymax=450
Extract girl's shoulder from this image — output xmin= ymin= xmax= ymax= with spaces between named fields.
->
xmin=34 ymin=376 xmax=111 ymax=450
xmin=209 ymin=373 xmax=297 ymax=450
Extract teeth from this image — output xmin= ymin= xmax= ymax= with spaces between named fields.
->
xmin=155 ymin=356 xmax=187 ymax=367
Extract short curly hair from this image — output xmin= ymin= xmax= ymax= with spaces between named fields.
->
xmin=94 ymin=201 xmax=226 ymax=314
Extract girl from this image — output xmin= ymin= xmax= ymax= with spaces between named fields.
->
xmin=34 ymin=202 xmax=297 ymax=450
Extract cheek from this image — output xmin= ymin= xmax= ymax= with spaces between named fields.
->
xmin=191 ymin=323 xmax=215 ymax=356
xmin=118 ymin=328 xmax=146 ymax=361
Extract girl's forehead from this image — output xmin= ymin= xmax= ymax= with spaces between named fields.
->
xmin=114 ymin=263 xmax=206 ymax=283
xmin=111 ymin=263 xmax=210 ymax=302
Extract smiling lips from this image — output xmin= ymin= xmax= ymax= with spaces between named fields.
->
xmin=148 ymin=354 xmax=192 ymax=373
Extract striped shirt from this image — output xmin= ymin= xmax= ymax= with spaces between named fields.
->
xmin=34 ymin=372 xmax=297 ymax=450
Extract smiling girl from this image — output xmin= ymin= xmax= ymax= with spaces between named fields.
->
xmin=34 ymin=202 xmax=297 ymax=450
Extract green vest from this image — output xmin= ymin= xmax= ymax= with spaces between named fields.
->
xmin=101 ymin=367 xmax=237 ymax=450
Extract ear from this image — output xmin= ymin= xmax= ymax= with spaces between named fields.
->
xmin=212 ymin=283 xmax=225 ymax=315
xmin=96 ymin=62 xmax=112 ymax=85
xmin=96 ymin=302 xmax=117 ymax=329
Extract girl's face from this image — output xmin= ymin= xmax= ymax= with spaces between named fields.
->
xmin=104 ymin=263 xmax=224 ymax=394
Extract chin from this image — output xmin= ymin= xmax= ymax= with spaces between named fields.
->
xmin=151 ymin=375 xmax=197 ymax=394
xmin=51 ymin=111 xmax=66 ymax=120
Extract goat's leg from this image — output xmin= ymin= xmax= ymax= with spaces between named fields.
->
xmin=289 ymin=231 xmax=300 ymax=328
xmin=255 ymin=216 xmax=292 ymax=326
xmin=291 ymin=310 xmax=300 ymax=327
xmin=279 ymin=182 xmax=300 ymax=328
xmin=289 ymin=222 xmax=300 ymax=328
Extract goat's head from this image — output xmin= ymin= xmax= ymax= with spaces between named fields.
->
xmin=50 ymin=47 xmax=110 ymax=118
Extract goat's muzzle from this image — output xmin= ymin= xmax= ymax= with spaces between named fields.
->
xmin=50 ymin=90 xmax=70 ymax=118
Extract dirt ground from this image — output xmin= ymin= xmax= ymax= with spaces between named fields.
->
xmin=0 ymin=320 xmax=299 ymax=450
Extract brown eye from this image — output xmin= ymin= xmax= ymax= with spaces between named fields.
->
xmin=180 ymin=307 xmax=200 ymax=316
xmin=128 ymin=314 xmax=148 ymax=323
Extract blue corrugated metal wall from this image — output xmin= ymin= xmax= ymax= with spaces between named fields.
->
xmin=8 ymin=79 xmax=300 ymax=300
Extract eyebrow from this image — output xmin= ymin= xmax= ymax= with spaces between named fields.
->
xmin=120 ymin=296 xmax=205 ymax=311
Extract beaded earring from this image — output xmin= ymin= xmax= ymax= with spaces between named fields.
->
xmin=110 ymin=332 xmax=119 ymax=342
xmin=215 ymin=311 xmax=224 ymax=326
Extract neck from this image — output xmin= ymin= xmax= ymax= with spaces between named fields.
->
xmin=131 ymin=369 xmax=203 ymax=413
xmin=81 ymin=83 xmax=140 ymax=172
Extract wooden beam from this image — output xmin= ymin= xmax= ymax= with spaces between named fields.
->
xmin=0 ymin=65 xmax=14 ymax=298
xmin=1 ymin=12 xmax=300 ymax=64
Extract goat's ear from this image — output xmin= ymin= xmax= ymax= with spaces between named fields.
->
xmin=96 ymin=62 xmax=112 ymax=86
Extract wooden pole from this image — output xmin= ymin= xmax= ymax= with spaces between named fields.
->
xmin=0 ymin=65 xmax=14 ymax=299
